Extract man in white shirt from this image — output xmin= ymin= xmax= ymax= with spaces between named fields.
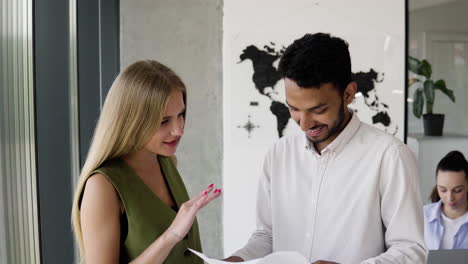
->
xmin=225 ymin=33 xmax=428 ymax=263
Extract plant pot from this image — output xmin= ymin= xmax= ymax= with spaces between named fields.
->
xmin=423 ymin=114 xmax=445 ymax=136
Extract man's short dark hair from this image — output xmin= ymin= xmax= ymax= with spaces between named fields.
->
xmin=278 ymin=33 xmax=352 ymax=94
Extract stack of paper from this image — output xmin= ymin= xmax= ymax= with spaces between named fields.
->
xmin=189 ymin=249 xmax=309 ymax=264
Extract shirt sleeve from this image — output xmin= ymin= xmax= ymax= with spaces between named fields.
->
xmin=231 ymin=151 xmax=273 ymax=260
xmin=361 ymin=143 xmax=428 ymax=264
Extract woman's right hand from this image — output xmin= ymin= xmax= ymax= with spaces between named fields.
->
xmin=166 ymin=184 xmax=221 ymax=242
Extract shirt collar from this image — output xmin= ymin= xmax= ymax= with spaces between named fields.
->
xmin=304 ymin=110 xmax=361 ymax=155
xmin=427 ymin=200 xmax=443 ymax=223
xmin=462 ymin=210 xmax=468 ymax=223
xmin=440 ymin=204 xmax=468 ymax=223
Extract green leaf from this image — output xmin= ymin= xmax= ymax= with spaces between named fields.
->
xmin=408 ymin=56 xmax=421 ymax=74
xmin=434 ymin=79 xmax=455 ymax=102
xmin=419 ymin=60 xmax=432 ymax=79
xmin=423 ymin=80 xmax=435 ymax=104
xmin=424 ymin=80 xmax=434 ymax=114
xmin=413 ymin=88 xmax=424 ymax=119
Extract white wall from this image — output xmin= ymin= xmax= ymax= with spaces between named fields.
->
xmin=223 ymin=0 xmax=405 ymax=256
xmin=408 ymin=0 xmax=468 ymax=135
xmin=408 ymin=135 xmax=468 ymax=204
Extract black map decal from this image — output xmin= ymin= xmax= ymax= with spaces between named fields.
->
xmin=270 ymin=101 xmax=290 ymax=138
xmin=239 ymin=43 xmax=398 ymax=138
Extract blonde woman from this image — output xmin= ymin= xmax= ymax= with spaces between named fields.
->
xmin=71 ymin=60 xmax=221 ymax=263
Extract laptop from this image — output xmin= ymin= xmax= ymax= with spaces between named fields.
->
xmin=427 ymin=249 xmax=468 ymax=264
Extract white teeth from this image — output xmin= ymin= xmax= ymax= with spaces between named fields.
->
xmin=309 ymin=127 xmax=321 ymax=133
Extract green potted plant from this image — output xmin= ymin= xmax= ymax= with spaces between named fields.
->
xmin=408 ymin=56 xmax=455 ymax=136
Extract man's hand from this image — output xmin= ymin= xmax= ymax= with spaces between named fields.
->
xmin=312 ymin=261 xmax=339 ymax=264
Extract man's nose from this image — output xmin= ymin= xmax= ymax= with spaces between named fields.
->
xmin=299 ymin=112 xmax=315 ymax=131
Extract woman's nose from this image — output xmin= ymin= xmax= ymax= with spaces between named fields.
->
xmin=171 ymin=120 xmax=184 ymax=136
xmin=448 ymin=193 xmax=455 ymax=201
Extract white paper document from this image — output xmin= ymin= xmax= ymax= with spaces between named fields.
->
xmin=188 ymin=248 xmax=309 ymax=264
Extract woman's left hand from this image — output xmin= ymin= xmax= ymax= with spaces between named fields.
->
xmin=166 ymin=184 xmax=221 ymax=242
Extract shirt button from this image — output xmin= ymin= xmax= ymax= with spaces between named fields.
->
xmin=184 ymin=250 xmax=191 ymax=257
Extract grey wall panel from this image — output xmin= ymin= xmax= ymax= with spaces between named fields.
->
xmin=100 ymin=0 xmax=120 ymax=99
xmin=77 ymin=0 xmax=102 ymax=165
xmin=0 ymin=0 xmax=40 ymax=263
xmin=77 ymin=0 xmax=120 ymax=165
xmin=34 ymin=0 xmax=75 ymax=262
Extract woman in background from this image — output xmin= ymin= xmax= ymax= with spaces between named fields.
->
xmin=71 ymin=60 xmax=221 ymax=263
xmin=424 ymin=150 xmax=468 ymax=250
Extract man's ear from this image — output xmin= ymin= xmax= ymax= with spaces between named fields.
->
xmin=343 ymin=81 xmax=357 ymax=105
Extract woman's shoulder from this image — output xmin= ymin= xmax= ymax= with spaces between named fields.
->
xmin=86 ymin=173 xmax=116 ymax=193
xmin=93 ymin=159 xmax=123 ymax=174
xmin=423 ymin=202 xmax=440 ymax=210
xmin=81 ymin=172 xmax=121 ymax=211
xmin=423 ymin=201 xmax=442 ymax=220
xmin=91 ymin=159 xmax=133 ymax=184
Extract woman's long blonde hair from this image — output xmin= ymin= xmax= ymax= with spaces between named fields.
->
xmin=71 ymin=60 xmax=186 ymax=259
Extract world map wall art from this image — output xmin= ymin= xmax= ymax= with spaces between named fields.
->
xmin=222 ymin=0 xmax=405 ymax=254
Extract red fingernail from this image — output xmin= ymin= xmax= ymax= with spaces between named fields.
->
xmin=214 ymin=189 xmax=220 ymax=193
xmin=203 ymin=190 xmax=208 ymax=195
xmin=208 ymin=184 xmax=214 ymax=188
xmin=218 ymin=189 xmax=222 ymax=194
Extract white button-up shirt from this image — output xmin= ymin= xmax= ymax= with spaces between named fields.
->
xmin=233 ymin=113 xmax=428 ymax=263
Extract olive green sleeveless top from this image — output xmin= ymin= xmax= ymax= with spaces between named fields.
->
xmin=88 ymin=155 xmax=203 ymax=263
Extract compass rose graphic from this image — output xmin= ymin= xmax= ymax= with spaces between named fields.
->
xmin=237 ymin=115 xmax=260 ymax=138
